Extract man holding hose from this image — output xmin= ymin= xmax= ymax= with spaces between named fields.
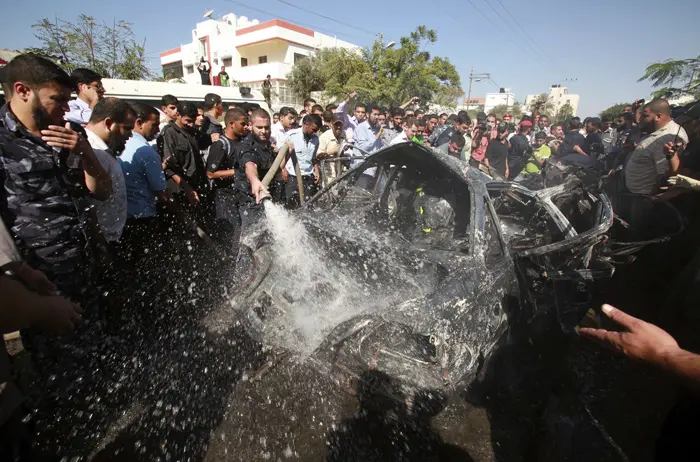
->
xmin=235 ymin=108 xmax=276 ymax=229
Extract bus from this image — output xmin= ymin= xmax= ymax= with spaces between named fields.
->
xmin=102 ymin=78 xmax=271 ymax=114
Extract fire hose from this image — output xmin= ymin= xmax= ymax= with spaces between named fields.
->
xmin=260 ymin=144 xmax=305 ymax=204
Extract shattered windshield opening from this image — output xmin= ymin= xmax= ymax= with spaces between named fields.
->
xmin=488 ymin=188 xmax=563 ymax=251
xmin=310 ymin=152 xmax=472 ymax=252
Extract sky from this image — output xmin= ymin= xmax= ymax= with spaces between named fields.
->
xmin=2 ymin=0 xmax=699 ymax=116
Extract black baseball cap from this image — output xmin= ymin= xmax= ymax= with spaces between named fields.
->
xmin=675 ymin=101 xmax=700 ymax=124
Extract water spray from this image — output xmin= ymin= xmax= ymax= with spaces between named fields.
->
xmin=259 ymin=144 xmax=305 ymax=204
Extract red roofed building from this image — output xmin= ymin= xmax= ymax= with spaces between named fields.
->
xmin=160 ymin=12 xmax=359 ymax=107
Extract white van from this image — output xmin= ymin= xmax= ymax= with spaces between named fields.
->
xmin=102 ymin=78 xmax=271 ymax=114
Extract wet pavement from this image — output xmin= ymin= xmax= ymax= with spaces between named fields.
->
xmin=16 ymin=227 xmax=684 ymax=462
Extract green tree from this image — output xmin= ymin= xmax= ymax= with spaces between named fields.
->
xmin=285 ymin=52 xmax=330 ymax=99
xmin=286 ymin=26 xmax=462 ymax=107
xmin=489 ymin=102 xmax=523 ymax=120
xmin=25 ymin=15 xmax=153 ymax=80
xmin=433 ymin=86 xmax=464 ymax=108
xmin=528 ymin=93 xmax=555 ymax=118
xmin=599 ymin=102 xmax=631 ymax=119
xmin=554 ymin=103 xmax=575 ymax=123
xmin=638 ymin=55 xmax=700 ymax=99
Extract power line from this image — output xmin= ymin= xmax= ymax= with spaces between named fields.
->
xmin=273 ymin=0 xmax=378 ymax=37
xmin=480 ymin=0 xmax=552 ymax=66
xmin=430 ymin=0 xmax=550 ymax=68
xmin=491 ymin=0 xmax=567 ymax=73
xmin=222 ymin=0 xmax=368 ymax=42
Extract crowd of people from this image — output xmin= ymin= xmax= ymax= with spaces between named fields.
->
xmin=1 ymin=51 xmax=700 ymax=459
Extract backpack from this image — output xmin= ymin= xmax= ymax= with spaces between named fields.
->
xmin=156 ymin=124 xmax=172 ymax=160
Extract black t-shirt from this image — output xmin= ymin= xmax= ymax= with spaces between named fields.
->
xmin=206 ymin=135 xmax=243 ymax=190
xmin=161 ymin=121 xmax=208 ymax=192
xmin=559 ymin=131 xmax=587 ymax=157
xmin=680 ymin=141 xmax=700 ymax=174
xmin=486 ymin=140 xmax=509 ymax=177
xmin=234 ymin=135 xmax=275 ymax=202
xmin=582 ymin=131 xmax=605 ymax=159
xmin=509 ymin=133 xmax=532 ymax=161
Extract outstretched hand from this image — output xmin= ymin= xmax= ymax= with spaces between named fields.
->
xmin=578 ymin=304 xmax=679 ymax=367
xmin=668 ymin=174 xmax=700 ymax=191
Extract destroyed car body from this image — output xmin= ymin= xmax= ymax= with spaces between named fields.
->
xmin=206 ymin=143 xmax=615 ymax=396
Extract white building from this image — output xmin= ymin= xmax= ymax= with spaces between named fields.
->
xmin=463 ymin=97 xmax=485 ymax=111
xmin=525 ymin=85 xmax=580 ymax=117
xmin=484 ymin=89 xmax=517 ymax=115
xmin=160 ymin=13 xmax=359 ymax=108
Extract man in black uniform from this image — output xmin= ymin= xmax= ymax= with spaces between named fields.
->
xmin=235 ymin=108 xmax=276 ymax=230
xmin=508 ymin=120 xmax=533 ymax=179
xmin=206 ymin=107 xmax=248 ymax=247
xmin=485 ymin=123 xmax=510 ymax=178
xmin=161 ymin=102 xmax=209 ymax=207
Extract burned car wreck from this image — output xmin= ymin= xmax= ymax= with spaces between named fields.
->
xmin=205 ymin=143 xmax=615 ymax=396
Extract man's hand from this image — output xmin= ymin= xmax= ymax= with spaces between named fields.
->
xmin=32 ymin=295 xmax=83 ymax=335
xmin=664 ymin=140 xmax=685 ymax=157
xmin=348 ymin=91 xmax=357 ymax=100
xmin=211 ymin=132 xmax=221 ymax=142
xmin=16 ymin=263 xmax=57 ymax=296
xmin=251 ymin=180 xmax=268 ymax=203
xmin=284 ymin=140 xmax=295 ymax=152
xmin=183 ymin=186 xmax=200 ymax=206
xmin=668 ymin=174 xmax=700 ymax=191
xmin=578 ymin=304 xmax=680 ymax=367
xmin=376 ymin=127 xmax=384 ymax=140
xmin=41 ymin=123 xmax=81 ymax=151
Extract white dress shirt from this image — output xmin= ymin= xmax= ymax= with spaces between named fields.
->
xmin=86 ymin=129 xmax=127 ymax=242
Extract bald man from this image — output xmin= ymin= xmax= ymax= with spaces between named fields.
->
xmin=625 ymin=99 xmax=688 ymax=196
xmin=622 ymin=99 xmax=689 ymax=237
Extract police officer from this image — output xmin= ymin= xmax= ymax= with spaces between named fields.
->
xmin=235 ymin=108 xmax=276 ymax=230
xmin=206 ymin=107 xmax=248 ymax=247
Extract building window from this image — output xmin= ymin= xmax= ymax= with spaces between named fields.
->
xmin=163 ymin=61 xmax=184 ymax=79
xmin=223 ymin=57 xmax=232 ymax=67
xmin=241 ymin=57 xmax=248 ymax=67
xmin=185 ymin=65 xmax=194 ymax=74
xmin=294 ymin=53 xmax=307 ymax=64
xmin=258 ymin=55 xmax=267 ymax=64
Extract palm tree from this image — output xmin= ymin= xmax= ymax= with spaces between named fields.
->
xmin=528 ymin=93 xmax=555 ymax=117
xmin=638 ymin=55 xmax=700 ymax=99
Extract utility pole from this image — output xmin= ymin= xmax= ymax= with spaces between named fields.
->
xmin=467 ymin=67 xmax=491 ymax=108
xmin=467 ymin=67 xmax=474 ymax=102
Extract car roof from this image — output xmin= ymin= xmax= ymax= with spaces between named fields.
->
xmin=361 ymin=142 xmax=490 ymax=188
